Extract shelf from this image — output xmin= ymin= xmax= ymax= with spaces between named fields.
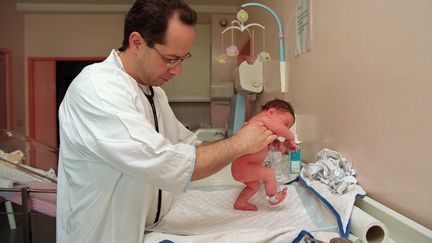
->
xmin=168 ymin=97 xmax=211 ymax=102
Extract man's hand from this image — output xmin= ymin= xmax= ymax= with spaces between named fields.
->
xmin=233 ymin=121 xmax=278 ymax=156
xmin=272 ymin=140 xmax=286 ymax=153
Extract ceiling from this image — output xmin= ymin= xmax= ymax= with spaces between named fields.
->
xmin=16 ymin=0 xmax=239 ymax=23
xmin=15 ymin=0 xmax=238 ymax=7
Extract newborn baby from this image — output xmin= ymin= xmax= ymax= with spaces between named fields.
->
xmin=231 ymin=99 xmax=297 ymax=211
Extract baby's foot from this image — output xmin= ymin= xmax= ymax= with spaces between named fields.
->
xmin=268 ymin=187 xmax=287 ymax=206
xmin=234 ymin=201 xmax=258 ymax=211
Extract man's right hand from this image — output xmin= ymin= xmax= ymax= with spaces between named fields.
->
xmin=193 ymin=121 xmax=278 ymax=181
xmin=232 ymin=121 xmax=278 ymax=156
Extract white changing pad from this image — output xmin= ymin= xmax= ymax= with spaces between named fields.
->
xmin=146 ymin=179 xmax=365 ymax=243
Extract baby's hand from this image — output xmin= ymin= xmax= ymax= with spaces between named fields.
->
xmin=284 ymin=138 xmax=298 ymax=152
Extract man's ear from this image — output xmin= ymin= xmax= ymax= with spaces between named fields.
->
xmin=129 ymin=31 xmax=144 ymax=50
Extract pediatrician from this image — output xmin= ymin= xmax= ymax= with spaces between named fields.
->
xmin=56 ymin=0 xmax=278 ymax=242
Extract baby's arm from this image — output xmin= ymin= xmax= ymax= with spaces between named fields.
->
xmin=256 ymin=116 xmax=297 ymax=152
xmin=283 ymin=137 xmax=297 ymax=152
xmin=255 ymin=116 xmax=292 ymax=139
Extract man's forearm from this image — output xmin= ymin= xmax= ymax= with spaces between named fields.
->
xmin=191 ymin=122 xmax=278 ymax=181
xmin=192 ymin=135 xmax=246 ymax=181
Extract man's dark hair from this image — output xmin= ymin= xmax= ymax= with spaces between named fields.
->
xmin=119 ymin=0 xmax=197 ymax=51
xmin=262 ymin=98 xmax=295 ymax=122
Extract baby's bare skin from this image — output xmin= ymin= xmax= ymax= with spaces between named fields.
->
xmin=231 ymin=108 xmax=296 ymax=211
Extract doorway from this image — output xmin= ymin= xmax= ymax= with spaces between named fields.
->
xmin=28 ymin=57 xmax=104 ymax=147
xmin=55 ymin=60 xmax=97 ymax=146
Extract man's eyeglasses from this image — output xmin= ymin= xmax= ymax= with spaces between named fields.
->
xmin=152 ymin=46 xmax=192 ymax=68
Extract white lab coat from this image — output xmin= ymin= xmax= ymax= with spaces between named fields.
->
xmin=57 ymin=50 xmax=199 ymax=243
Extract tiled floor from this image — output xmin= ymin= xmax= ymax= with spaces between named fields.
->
xmin=0 ymin=201 xmax=55 ymax=243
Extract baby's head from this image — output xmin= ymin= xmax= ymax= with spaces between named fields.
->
xmin=261 ymin=99 xmax=295 ymax=128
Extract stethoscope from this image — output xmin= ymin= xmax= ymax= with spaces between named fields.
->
xmin=143 ymin=87 xmax=163 ymax=224
xmin=113 ymin=51 xmax=162 ymax=223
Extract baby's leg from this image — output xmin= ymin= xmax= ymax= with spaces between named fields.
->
xmin=259 ymin=167 xmax=287 ymax=206
xmin=259 ymin=167 xmax=278 ymax=196
xmin=234 ymin=181 xmax=260 ymax=211
xmin=267 ymin=187 xmax=287 ymax=206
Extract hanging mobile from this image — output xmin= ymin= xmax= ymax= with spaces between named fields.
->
xmin=218 ymin=9 xmax=267 ymax=64
xmin=216 ymin=34 xmax=228 ymax=64
xmin=225 ymin=22 xmax=239 ymax=57
xmin=258 ymin=27 xmax=271 ymax=63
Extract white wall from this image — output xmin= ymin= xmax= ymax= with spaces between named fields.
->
xmin=240 ymin=0 xmax=432 ymax=228
xmin=25 ymin=14 xmax=124 ymax=57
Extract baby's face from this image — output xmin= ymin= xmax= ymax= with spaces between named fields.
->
xmin=273 ymin=110 xmax=295 ymax=128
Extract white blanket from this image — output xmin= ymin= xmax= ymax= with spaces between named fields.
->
xmin=145 ymin=179 xmax=365 ymax=242
xmin=145 ymin=149 xmax=366 ymax=242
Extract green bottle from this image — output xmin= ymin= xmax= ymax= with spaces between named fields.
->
xmin=290 ymin=135 xmax=302 ymax=174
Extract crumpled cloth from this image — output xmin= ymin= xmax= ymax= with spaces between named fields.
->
xmin=301 ymin=148 xmax=358 ymax=194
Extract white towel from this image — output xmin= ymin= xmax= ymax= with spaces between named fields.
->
xmin=301 ymin=148 xmax=358 ymax=195
xmin=300 ymin=148 xmax=366 ymax=237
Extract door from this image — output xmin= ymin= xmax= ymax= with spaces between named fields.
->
xmin=29 ymin=59 xmax=57 ymax=146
